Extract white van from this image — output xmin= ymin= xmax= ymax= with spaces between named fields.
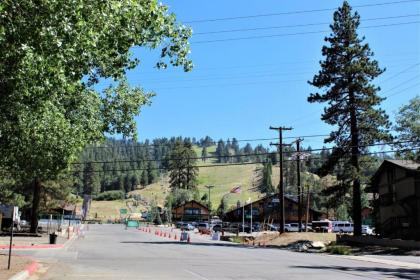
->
xmin=333 ymin=221 xmax=354 ymax=233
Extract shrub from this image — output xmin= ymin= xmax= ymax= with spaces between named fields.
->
xmin=327 ymin=245 xmax=351 ymax=255
xmin=95 ymin=190 xmax=125 ymax=201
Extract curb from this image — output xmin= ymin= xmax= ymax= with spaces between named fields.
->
xmin=0 ymin=244 xmax=64 ymax=250
xmin=8 ymin=260 xmax=38 ymax=280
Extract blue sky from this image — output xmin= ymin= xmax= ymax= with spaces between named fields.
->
xmin=124 ymin=0 xmax=419 ymax=149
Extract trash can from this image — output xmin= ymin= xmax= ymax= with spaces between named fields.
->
xmin=49 ymin=233 xmax=57 ymax=244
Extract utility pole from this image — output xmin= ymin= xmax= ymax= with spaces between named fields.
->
xmin=269 ymin=126 xmax=292 ymax=234
xmin=305 ymin=185 xmax=310 ymax=233
xmin=295 ymin=138 xmax=304 ymax=232
xmin=205 ymin=185 xmax=214 ymax=223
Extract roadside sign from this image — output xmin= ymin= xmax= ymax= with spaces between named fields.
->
xmin=0 ymin=205 xmax=18 ymax=219
xmin=272 ymin=198 xmax=280 ymax=203
xmin=126 ymin=220 xmax=139 ymax=228
xmin=119 ymin=208 xmax=128 ymax=214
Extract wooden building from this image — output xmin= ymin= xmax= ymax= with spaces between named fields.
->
xmin=370 ymin=160 xmax=420 ymax=240
xmin=172 ymin=200 xmax=210 ymax=222
xmin=223 ymin=194 xmax=324 ymax=224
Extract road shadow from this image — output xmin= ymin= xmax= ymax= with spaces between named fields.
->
xmin=120 ymin=240 xmax=268 ymax=249
xmin=291 ymin=265 xmax=420 ymax=280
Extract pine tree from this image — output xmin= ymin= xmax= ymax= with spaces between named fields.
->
xmin=308 ymin=1 xmax=391 ymax=235
xmin=260 ymin=161 xmax=274 ymax=194
xmin=215 ymin=140 xmax=226 ymax=163
xmin=83 ymin=163 xmax=100 ymax=195
xmin=201 ymin=146 xmax=208 ymax=162
xmin=167 ymin=140 xmax=198 ymax=190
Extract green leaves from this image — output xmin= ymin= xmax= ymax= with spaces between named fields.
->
xmin=0 ymin=0 xmax=192 ymax=183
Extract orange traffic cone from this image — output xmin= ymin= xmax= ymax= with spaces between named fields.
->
xmin=187 ymin=234 xmax=190 ymax=243
xmin=174 ymin=234 xmax=177 ymax=240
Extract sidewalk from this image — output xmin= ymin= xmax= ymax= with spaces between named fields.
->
xmin=332 ymin=254 xmax=420 ymax=269
xmin=0 ymin=225 xmax=82 ymax=250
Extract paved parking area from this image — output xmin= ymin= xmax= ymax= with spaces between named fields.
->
xmin=19 ymin=224 xmax=420 ymax=280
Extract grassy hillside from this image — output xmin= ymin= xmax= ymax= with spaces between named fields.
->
xmin=127 ymin=145 xmax=268 ymax=211
xmin=89 ymin=145 xmax=329 ymax=218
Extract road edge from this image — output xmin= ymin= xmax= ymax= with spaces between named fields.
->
xmin=8 ymin=260 xmax=38 ymax=280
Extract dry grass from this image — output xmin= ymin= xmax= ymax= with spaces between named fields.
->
xmin=0 ymin=254 xmax=32 ymax=280
xmin=257 ymin=232 xmax=336 ymax=246
xmin=84 ymin=200 xmax=128 ymax=220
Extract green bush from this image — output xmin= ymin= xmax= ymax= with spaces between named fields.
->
xmin=327 ymin=245 xmax=351 ymax=255
xmin=95 ymin=190 xmax=125 ymax=201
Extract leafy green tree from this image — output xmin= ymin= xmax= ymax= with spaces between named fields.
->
xmin=0 ymin=0 xmax=192 ymax=232
xmin=167 ymin=141 xmax=198 ymax=190
xmin=394 ymin=95 xmax=420 ymax=160
xmin=308 ymin=1 xmax=391 ymax=235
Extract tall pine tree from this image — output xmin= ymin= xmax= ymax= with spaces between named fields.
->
xmin=308 ymin=1 xmax=391 ymax=235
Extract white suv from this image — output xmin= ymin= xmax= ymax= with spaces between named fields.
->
xmin=333 ymin=221 xmax=354 ymax=233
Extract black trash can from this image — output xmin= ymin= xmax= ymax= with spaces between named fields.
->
xmin=49 ymin=233 xmax=57 ymax=244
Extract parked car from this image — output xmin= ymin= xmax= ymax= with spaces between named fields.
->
xmin=240 ymin=224 xmax=251 ymax=233
xmin=252 ymin=223 xmax=261 ymax=232
xmin=362 ymin=225 xmax=374 ymax=235
xmin=181 ymin=223 xmax=195 ymax=231
xmin=175 ymin=222 xmax=184 ymax=228
xmin=265 ymin=224 xmax=278 ymax=231
xmin=285 ymin=223 xmax=299 ymax=232
xmin=312 ymin=220 xmax=333 ymax=233
xmin=197 ymin=222 xmax=210 ymax=231
xmin=212 ymin=224 xmax=222 ymax=232
xmin=332 ymin=221 xmax=354 ymax=233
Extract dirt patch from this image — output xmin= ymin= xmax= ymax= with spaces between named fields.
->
xmin=0 ymin=234 xmax=67 ymax=247
xmin=0 ymin=254 xmax=33 ymax=280
xmin=256 ymin=232 xmax=336 ymax=247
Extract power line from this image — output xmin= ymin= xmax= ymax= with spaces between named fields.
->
xmin=386 ymin=81 xmax=420 ymax=98
xmin=74 ymin=140 xmax=419 ymax=165
xmin=68 ymin=146 xmax=420 ymax=173
xmin=184 ymin=0 xmax=420 ymax=23
xmin=379 ymin=62 xmax=420 ymax=84
xmin=82 ymin=134 xmax=331 ymax=150
xmin=192 ymin=21 xmax=420 ymax=44
xmin=382 ymin=74 xmax=420 ymax=95
xmin=194 ymin=14 xmax=420 ymax=35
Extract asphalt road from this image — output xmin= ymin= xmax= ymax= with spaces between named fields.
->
xmin=23 ymin=224 xmax=419 ymax=280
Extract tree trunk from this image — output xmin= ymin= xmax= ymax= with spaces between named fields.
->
xmin=30 ymin=178 xmax=41 ymax=233
xmin=349 ymin=90 xmax=362 ymax=236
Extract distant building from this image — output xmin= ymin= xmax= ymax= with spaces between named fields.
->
xmin=172 ymin=200 xmax=210 ymax=222
xmin=223 ymin=194 xmax=324 ymax=224
xmin=370 ymin=160 xmax=420 ymax=240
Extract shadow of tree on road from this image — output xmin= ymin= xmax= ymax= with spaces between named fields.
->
xmin=291 ymin=265 xmax=420 ymax=280
xmin=120 ymin=240 xmax=265 ymax=249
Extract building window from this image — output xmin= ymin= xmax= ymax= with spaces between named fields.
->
xmin=185 ymin=208 xmax=200 ymax=215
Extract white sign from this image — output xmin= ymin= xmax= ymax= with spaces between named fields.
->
xmin=272 ymin=198 xmax=280 ymax=203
